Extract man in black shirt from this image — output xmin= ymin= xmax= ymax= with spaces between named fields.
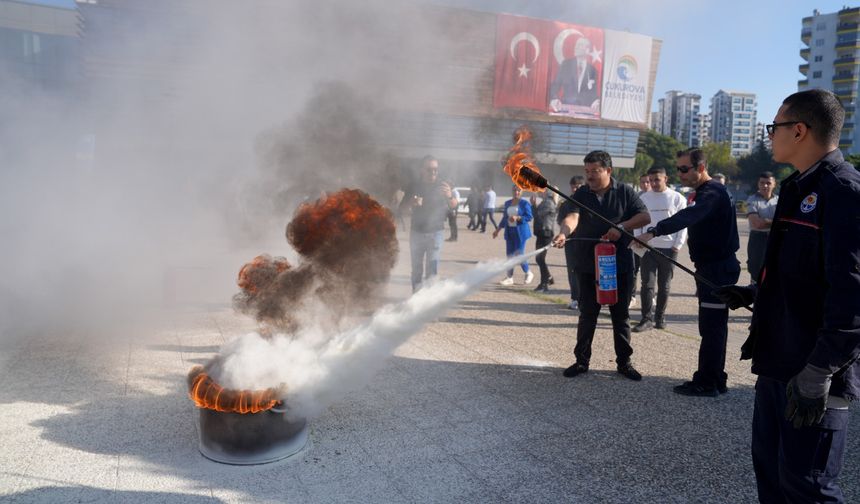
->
xmin=637 ymin=148 xmax=740 ymax=397
xmin=552 ymin=151 xmax=650 ymax=381
xmin=557 ymin=175 xmax=585 ymax=309
xmin=400 ymin=156 xmax=458 ymax=292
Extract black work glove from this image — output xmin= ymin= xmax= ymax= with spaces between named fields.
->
xmin=785 ymin=364 xmax=832 ymax=429
xmin=712 ymin=284 xmax=755 ymax=310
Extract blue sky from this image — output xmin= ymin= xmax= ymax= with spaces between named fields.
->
xmin=437 ymin=0 xmax=855 ymax=124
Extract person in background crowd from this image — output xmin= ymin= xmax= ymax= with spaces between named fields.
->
xmin=493 ymin=185 xmax=534 ymax=285
xmin=480 ymin=185 xmax=498 ymax=233
xmin=446 ymin=180 xmax=459 ymax=242
xmin=466 ymin=184 xmax=481 ymax=230
xmin=716 ymin=89 xmax=860 ymax=503
xmin=632 ymin=167 xmax=687 ymax=332
xmin=399 ymin=155 xmax=459 ymax=292
xmin=531 ymin=191 xmax=558 ymax=292
xmin=631 ymin=173 xmax=652 ymax=308
xmin=558 ymin=175 xmax=585 ymax=310
xmin=744 ymin=171 xmax=778 ymax=284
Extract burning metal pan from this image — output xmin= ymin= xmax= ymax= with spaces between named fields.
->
xmin=197 ymin=403 xmax=309 ymax=465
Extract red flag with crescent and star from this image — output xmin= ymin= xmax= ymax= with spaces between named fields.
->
xmin=493 ymin=14 xmax=553 ymax=111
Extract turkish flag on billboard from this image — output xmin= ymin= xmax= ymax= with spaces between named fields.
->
xmin=493 ymin=15 xmax=553 ymax=111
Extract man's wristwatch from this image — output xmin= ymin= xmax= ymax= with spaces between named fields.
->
xmin=646 ymin=226 xmax=658 ymax=236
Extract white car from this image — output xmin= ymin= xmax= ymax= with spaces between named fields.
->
xmin=454 ymin=187 xmax=471 ymax=211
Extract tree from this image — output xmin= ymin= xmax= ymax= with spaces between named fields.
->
xmin=636 ymin=130 xmax=684 ymax=183
xmin=702 ymin=142 xmax=738 ymax=179
xmin=737 ymin=140 xmax=793 ymax=190
xmin=845 ymin=153 xmax=860 ymax=167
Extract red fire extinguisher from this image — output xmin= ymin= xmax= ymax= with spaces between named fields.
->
xmin=594 ymin=240 xmax=618 ymax=305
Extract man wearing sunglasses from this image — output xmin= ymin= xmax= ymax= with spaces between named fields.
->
xmin=714 ymin=89 xmax=860 ymax=503
xmin=636 ymin=148 xmax=740 ymax=398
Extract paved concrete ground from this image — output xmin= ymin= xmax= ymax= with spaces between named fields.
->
xmin=0 ymin=216 xmax=857 ymax=503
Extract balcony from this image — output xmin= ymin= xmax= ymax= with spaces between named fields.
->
xmin=800 ymin=47 xmax=811 ymax=60
xmin=839 ymin=6 xmax=860 ymax=18
xmin=834 ymin=55 xmax=858 ymax=66
xmin=846 ymin=105 xmax=856 ymax=113
xmin=799 ymin=63 xmax=809 ymax=75
xmin=798 ymin=79 xmax=809 ymax=88
xmin=835 ymin=89 xmax=857 ymax=100
xmin=801 ymin=27 xmax=812 ymax=42
xmin=833 ymin=72 xmax=859 ymax=84
xmin=838 ymin=21 xmax=860 ymax=33
xmin=835 ymin=37 xmax=860 ymax=48
xmin=845 ymin=122 xmax=855 ymax=130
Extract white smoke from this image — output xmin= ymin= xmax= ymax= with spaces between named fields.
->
xmin=212 ymin=247 xmax=547 ymax=418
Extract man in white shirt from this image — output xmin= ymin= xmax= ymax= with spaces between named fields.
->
xmin=633 ymin=167 xmax=687 ymax=331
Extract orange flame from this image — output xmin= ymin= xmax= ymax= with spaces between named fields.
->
xmin=187 ymin=366 xmax=280 ymax=414
xmin=503 ymin=126 xmax=545 ymax=193
xmin=237 ymin=255 xmax=291 ymax=295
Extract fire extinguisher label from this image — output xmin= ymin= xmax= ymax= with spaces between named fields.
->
xmin=597 ymin=255 xmax=617 ymax=291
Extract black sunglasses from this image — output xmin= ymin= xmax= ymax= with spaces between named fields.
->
xmin=766 ymin=121 xmax=809 ymax=135
xmin=677 ymin=165 xmax=696 ymax=174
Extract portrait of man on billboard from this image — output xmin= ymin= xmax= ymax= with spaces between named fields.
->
xmin=548 ymin=29 xmax=603 ymax=119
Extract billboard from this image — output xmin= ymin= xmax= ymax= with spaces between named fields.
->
xmin=493 ymin=13 xmax=654 ymax=125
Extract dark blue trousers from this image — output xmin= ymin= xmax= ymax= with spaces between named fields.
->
xmin=692 ymin=258 xmax=740 ymax=387
xmin=752 ymin=376 xmax=849 ymax=503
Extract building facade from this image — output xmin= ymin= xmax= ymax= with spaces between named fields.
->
xmin=0 ymin=0 xmax=80 ymax=93
xmin=654 ymin=90 xmax=703 ymax=147
xmin=799 ymin=7 xmax=860 ymax=153
xmin=710 ymin=89 xmax=757 ymax=157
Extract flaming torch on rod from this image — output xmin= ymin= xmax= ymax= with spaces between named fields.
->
xmin=503 ymin=126 xmax=751 ymax=312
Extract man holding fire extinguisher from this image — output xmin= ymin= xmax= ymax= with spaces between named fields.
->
xmin=636 ymin=147 xmax=740 ymax=397
xmin=552 ymin=150 xmax=651 ymax=381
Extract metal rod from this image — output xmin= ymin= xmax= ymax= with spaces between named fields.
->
xmin=521 ymin=167 xmax=752 ymax=311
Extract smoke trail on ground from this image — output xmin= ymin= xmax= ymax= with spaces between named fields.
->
xmin=213 ymin=247 xmax=548 ymax=418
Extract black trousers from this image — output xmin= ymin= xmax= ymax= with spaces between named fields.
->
xmin=752 ymin=376 xmax=849 ymax=503
xmin=467 ymin=208 xmax=478 ymax=229
xmin=535 ymin=235 xmax=552 ymax=284
xmin=564 ymin=243 xmax=579 ymax=301
xmin=574 ymin=271 xmax=634 ymax=366
xmin=692 ymin=258 xmax=740 ymax=387
xmin=447 ymin=210 xmax=458 ymax=240
xmin=748 ymin=231 xmax=768 ymax=283
xmin=639 ymin=248 xmax=677 ymax=321
xmin=479 ymin=208 xmax=497 ymax=232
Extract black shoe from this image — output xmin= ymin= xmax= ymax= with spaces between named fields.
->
xmin=533 ymin=283 xmax=548 ymax=292
xmin=632 ymin=320 xmax=653 ymax=333
xmin=717 ymin=381 xmax=728 ymax=394
xmin=547 ymin=276 xmax=555 ymax=286
xmin=617 ymin=363 xmax=642 ymax=381
xmin=654 ymin=317 xmax=666 ymax=329
xmin=673 ymin=381 xmax=719 ymax=397
xmin=563 ymin=362 xmax=588 ymax=377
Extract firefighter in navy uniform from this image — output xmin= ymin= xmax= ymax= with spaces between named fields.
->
xmin=716 ymin=89 xmax=860 ymax=503
xmin=637 ymin=147 xmax=740 ymax=397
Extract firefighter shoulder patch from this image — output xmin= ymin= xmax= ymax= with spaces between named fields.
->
xmin=800 ymin=192 xmax=818 ymax=213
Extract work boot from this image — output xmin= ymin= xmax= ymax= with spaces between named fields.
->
xmin=533 ymin=283 xmax=548 ymax=293
xmin=654 ymin=316 xmax=666 ymax=329
xmin=562 ymin=362 xmax=588 ymax=377
xmin=673 ymin=381 xmax=719 ymax=397
xmin=617 ymin=363 xmax=642 ymax=381
xmin=547 ymin=276 xmax=555 ymax=286
xmin=632 ymin=319 xmax=653 ymax=333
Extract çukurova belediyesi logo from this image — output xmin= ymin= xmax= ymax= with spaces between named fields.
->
xmin=616 ymin=55 xmax=638 ymax=82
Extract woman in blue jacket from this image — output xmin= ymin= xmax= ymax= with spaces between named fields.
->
xmin=493 ymin=185 xmax=534 ymax=285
